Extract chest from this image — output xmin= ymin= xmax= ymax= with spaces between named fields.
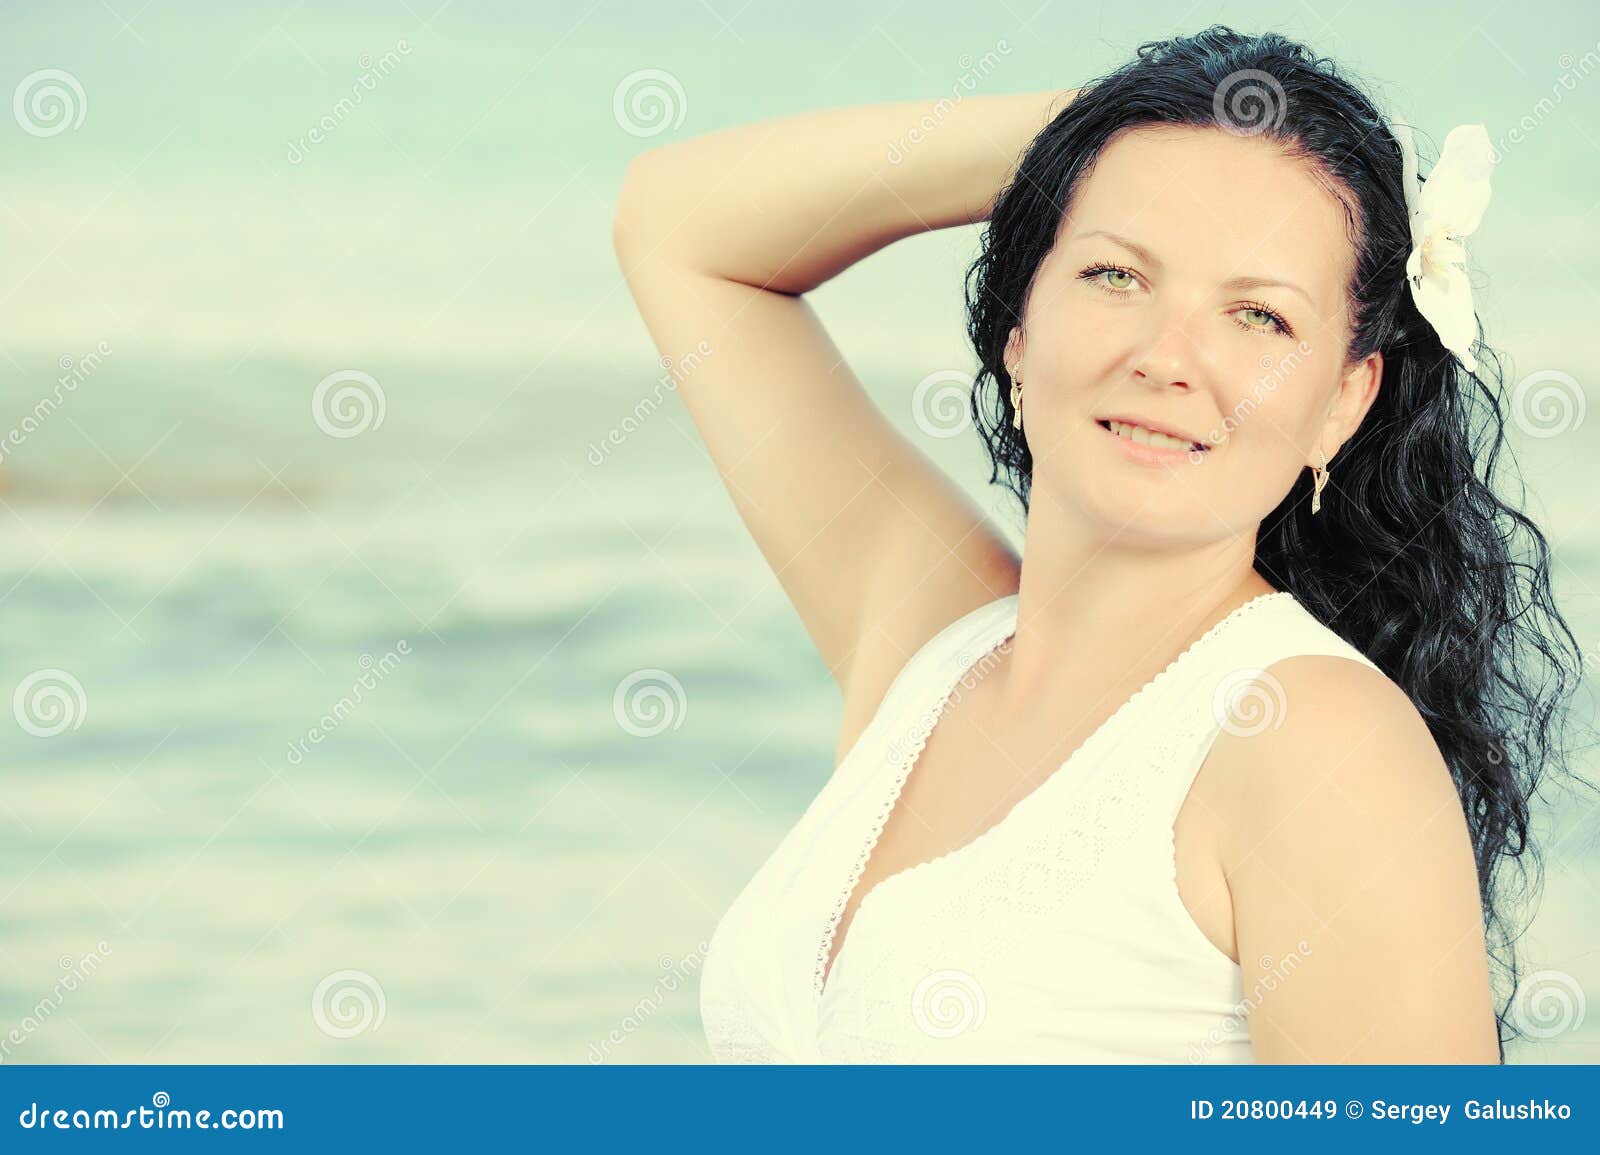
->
xmin=821 ymin=680 xmax=1242 ymax=990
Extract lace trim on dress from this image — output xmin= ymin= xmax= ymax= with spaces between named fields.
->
xmin=811 ymin=605 xmax=1017 ymax=998
xmin=810 ymin=590 xmax=1296 ymax=999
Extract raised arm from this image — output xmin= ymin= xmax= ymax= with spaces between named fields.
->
xmin=612 ymin=89 xmax=1074 ymax=746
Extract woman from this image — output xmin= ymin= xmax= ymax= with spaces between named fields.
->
xmin=612 ymin=27 xmax=1584 ymax=1062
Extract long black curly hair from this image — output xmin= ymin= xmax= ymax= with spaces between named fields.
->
xmin=964 ymin=25 xmax=1591 ymax=1061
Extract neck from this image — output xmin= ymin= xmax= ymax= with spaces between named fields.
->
xmin=993 ymin=488 xmax=1276 ymax=712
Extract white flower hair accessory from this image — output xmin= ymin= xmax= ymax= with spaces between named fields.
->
xmin=1390 ymin=120 xmax=1495 ymax=373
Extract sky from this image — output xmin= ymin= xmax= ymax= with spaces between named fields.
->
xmin=2 ymin=0 xmax=1598 ymax=378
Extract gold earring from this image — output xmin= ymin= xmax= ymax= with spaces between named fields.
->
xmin=1009 ymin=372 xmax=1023 ymax=431
xmin=1310 ymin=450 xmax=1330 ymax=515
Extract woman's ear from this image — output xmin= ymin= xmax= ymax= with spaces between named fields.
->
xmin=1003 ymin=326 xmax=1024 ymax=377
xmin=1317 ymin=350 xmax=1383 ymax=464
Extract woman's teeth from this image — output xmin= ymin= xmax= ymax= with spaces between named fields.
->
xmin=1106 ymin=419 xmax=1204 ymax=452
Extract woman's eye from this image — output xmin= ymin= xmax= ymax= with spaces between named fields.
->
xmin=1080 ymin=265 xmax=1294 ymax=338
xmin=1077 ymin=264 xmax=1141 ymax=294
xmin=1237 ymin=305 xmax=1293 ymax=336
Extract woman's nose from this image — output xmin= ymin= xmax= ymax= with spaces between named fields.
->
xmin=1131 ymin=308 xmax=1203 ymax=390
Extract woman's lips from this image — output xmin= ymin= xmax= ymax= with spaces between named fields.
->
xmin=1094 ymin=418 xmax=1211 ymax=464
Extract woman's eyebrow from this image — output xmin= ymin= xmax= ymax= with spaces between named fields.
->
xmin=1070 ymin=228 xmax=1315 ymax=307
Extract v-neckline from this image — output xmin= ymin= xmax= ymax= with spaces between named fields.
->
xmin=813 ymin=589 xmax=1295 ymax=1002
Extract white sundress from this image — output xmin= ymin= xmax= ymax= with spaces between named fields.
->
xmin=698 ymin=589 xmax=1383 ymax=1062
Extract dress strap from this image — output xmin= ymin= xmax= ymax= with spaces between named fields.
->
xmin=1153 ymin=594 xmax=1384 ymax=828
xmin=872 ymin=593 xmax=1019 ymax=728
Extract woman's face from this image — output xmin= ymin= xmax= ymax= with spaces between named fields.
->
xmin=1006 ymin=124 xmax=1382 ymax=542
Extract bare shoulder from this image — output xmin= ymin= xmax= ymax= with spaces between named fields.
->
xmin=1212 ymin=654 xmax=1456 ymax=830
xmin=1205 ymin=654 xmax=1499 ymax=1061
